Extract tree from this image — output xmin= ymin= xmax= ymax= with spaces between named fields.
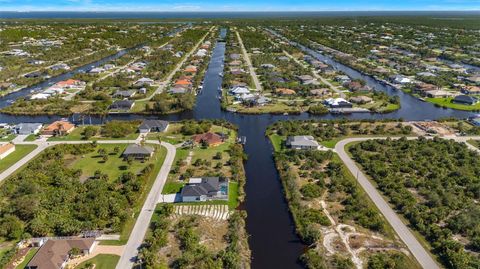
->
xmin=82 ymin=126 xmax=98 ymax=140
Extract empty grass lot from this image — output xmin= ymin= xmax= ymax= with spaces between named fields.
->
xmin=76 ymin=254 xmax=120 ymax=269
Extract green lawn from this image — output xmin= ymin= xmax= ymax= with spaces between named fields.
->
xmin=16 ymin=248 xmax=38 ymax=269
xmin=0 ymin=134 xmax=16 ymax=142
xmin=319 ymin=138 xmax=342 ymax=148
xmin=0 ymin=145 xmax=37 ymax=174
xmin=69 ymin=143 xmax=161 ymax=182
xmin=467 ymin=139 xmax=480 ymax=148
xmin=23 ymin=134 xmax=38 ymax=142
xmin=76 ymin=254 xmax=120 ymax=269
xmin=228 ymin=182 xmax=239 ymax=210
xmin=162 ymin=181 xmax=184 ymax=194
xmin=427 ymin=97 xmax=480 ymax=111
xmin=269 ymin=134 xmax=283 ymax=152
xmin=102 ymin=144 xmax=167 ymax=245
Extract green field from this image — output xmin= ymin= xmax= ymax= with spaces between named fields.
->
xmin=0 ymin=145 xmax=38 ymax=174
xmin=48 ymin=126 xmax=139 ymax=141
xmin=0 ymin=134 xmax=16 ymax=142
xmin=427 ymin=97 xmax=480 ymax=111
xmin=76 ymin=254 xmax=120 ymax=269
xmin=228 ymin=182 xmax=239 ymax=209
xmin=269 ymin=134 xmax=283 ymax=152
xmin=68 ymin=144 xmax=161 ymax=182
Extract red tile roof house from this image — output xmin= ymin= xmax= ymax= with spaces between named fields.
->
xmin=0 ymin=143 xmax=15 ymax=159
xmin=192 ymin=132 xmax=224 ymax=147
xmin=41 ymin=121 xmax=75 ymax=136
xmin=26 ymin=238 xmax=96 ymax=269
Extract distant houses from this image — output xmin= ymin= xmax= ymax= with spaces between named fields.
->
xmin=180 ymin=177 xmax=228 ymax=202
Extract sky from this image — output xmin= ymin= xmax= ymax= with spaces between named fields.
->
xmin=0 ymin=0 xmax=479 ymax=11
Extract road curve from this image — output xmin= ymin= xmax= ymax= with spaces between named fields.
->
xmin=115 ymin=141 xmax=176 ymax=269
xmin=335 ymin=137 xmax=440 ymax=269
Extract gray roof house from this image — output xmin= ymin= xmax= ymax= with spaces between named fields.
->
xmin=14 ymin=123 xmax=43 ymax=135
xmin=181 ymin=177 xmax=228 ymax=202
xmin=114 ymin=90 xmax=136 ymax=99
xmin=122 ymin=144 xmax=154 ymax=160
xmin=286 ymin=136 xmax=320 ymax=150
xmin=138 ymin=120 xmax=169 ymax=133
xmin=110 ymin=100 xmax=135 ymax=111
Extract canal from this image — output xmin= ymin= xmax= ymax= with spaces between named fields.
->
xmin=0 ymin=27 xmax=478 ymax=269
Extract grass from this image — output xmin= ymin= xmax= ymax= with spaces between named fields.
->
xmin=269 ymin=134 xmax=283 ymax=152
xmin=228 ymin=182 xmax=239 ymax=210
xmin=16 ymin=248 xmax=38 ymax=269
xmin=0 ymin=134 xmax=16 ymax=142
xmin=102 ymin=144 xmax=167 ymax=245
xmin=23 ymin=134 xmax=38 ymax=142
xmin=319 ymin=138 xmax=342 ymax=148
xmin=162 ymin=181 xmax=184 ymax=194
xmin=76 ymin=254 xmax=120 ymax=269
xmin=467 ymin=139 xmax=479 ymax=148
xmin=68 ymin=144 xmax=157 ymax=182
xmin=427 ymin=97 xmax=480 ymax=111
xmin=0 ymin=145 xmax=37 ymax=174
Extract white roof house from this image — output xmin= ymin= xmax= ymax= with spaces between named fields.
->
xmin=286 ymin=136 xmax=321 ymax=150
xmin=229 ymin=86 xmax=250 ymax=95
xmin=393 ymin=75 xmax=412 ymax=84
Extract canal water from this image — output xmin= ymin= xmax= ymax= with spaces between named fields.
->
xmin=0 ymin=27 xmax=478 ymax=268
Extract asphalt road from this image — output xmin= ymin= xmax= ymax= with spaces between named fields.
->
xmin=335 ymin=137 xmax=440 ymax=269
xmin=236 ymin=30 xmax=263 ymax=91
xmin=115 ymin=141 xmax=176 ymax=269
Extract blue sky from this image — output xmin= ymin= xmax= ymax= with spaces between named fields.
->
xmin=1 ymin=0 xmax=479 ymax=11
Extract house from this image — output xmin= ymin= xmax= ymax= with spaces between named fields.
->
xmin=114 ymin=90 xmax=136 ymax=99
xmin=275 ymin=88 xmax=296 ymax=95
xmin=55 ymin=79 xmax=84 ymax=89
xmin=229 ymin=60 xmax=242 ymax=66
xmin=168 ymin=87 xmax=188 ymax=94
xmin=14 ymin=123 xmax=43 ymax=135
xmin=122 ymin=144 xmax=154 ymax=160
xmin=230 ymin=53 xmax=241 ymax=60
xmin=25 ymin=71 xmax=42 ymax=78
xmin=261 ymin=63 xmax=275 ymax=69
xmin=184 ymin=65 xmax=198 ymax=73
xmin=349 ymin=96 xmax=373 ymax=104
xmin=461 ymin=86 xmax=480 ymax=95
xmin=42 ymin=121 xmax=75 ymax=136
xmin=50 ymin=63 xmax=70 ymax=71
xmin=425 ymin=90 xmax=455 ymax=98
xmin=30 ymin=93 xmax=50 ymax=100
xmin=88 ymin=67 xmax=104 ymax=74
xmin=110 ymin=100 xmax=135 ymax=111
xmin=138 ymin=120 xmax=169 ymax=133
xmin=134 ymin=77 xmax=154 ymax=87
xmin=466 ymin=75 xmax=480 ymax=85
xmin=0 ymin=143 xmax=15 ymax=159
xmin=174 ymin=79 xmax=193 ymax=89
xmin=229 ymin=86 xmax=250 ymax=95
xmin=192 ymin=132 xmax=224 ymax=147
xmin=286 ymin=136 xmax=321 ymax=150
xmin=310 ymin=88 xmax=330 ymax=97
xmin=391 ymin=75 xmax=411 ymax=84
xmin=26 ymin=238 xmax=96 ymax=269
xmin=452 ymin=95 xmax=478 ymax=105
xmin=334 ymin=75 xmax=351 ymax=83
xmin=324 ymin=98 xmax=353 ymax=108
xmin=181 ymin=177 xmax=228 ymax=202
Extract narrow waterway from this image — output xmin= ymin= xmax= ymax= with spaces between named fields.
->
xmin=0 ymin=27 xmax=479 ymax=268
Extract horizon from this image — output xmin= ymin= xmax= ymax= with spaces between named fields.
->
xmin=1 ymin=0 xmax=480 ymax=13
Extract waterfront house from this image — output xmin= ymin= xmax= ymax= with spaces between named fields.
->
xmin=229 ymin=86 xmax=250 ymax=95
xmin=26 ymin=238 xmax=96 ymax=269
xmin=55 ymin=79 xmax=85 ymax=89
xmin=0 ymin=143 xmax=15 ymax=159
xmin=168 ymin=86 xmax=188 ymax=94
xmin=192 ymin=132 xmax=224 ymax=147
xmin=334 ymin=75 xmax=351 ymax=83
xmin=42 ymin=121 xmax=75 ymax=136
xmin=324 ymin=98 xmax=353 ymax=108
xmin=138 ymin=120 xmax=169 ymax=133
xmin=286 ymin=136 xmax=321 ymax=150
xmin=25 ymin=71 xmax=42 ymax=78
xmin=14 ymin=123 xmax=43 ymax=135
xmin=453 ymin=95 xmax=478 ymax=105
xmin=88 ymin=67 xmax=104 ymax=74
xmin=461 ymin=86 xmax=480 ymax=95
xmin=349 ymin=96 xmax=373 ymax=104
xmin=110 ymin=100 xmax=135 ymax=111
xmin=184 ymin=65 xmax=198 ymax=73
xmin=425 ymin=90 xmax=455 ymax=98
xmin=181 ymin=177 xmax=228 ymax=202
xmin=391 ymin=74 xmax=412 ymax=84
xmin=122 ymin=144 xmax=154 ymax=160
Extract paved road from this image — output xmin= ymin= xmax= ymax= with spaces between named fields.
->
xmin=235 ymin=30 xmax=262 ymax=91
xmin=115 ymin=141 xmax=176 ymax=269
xmin=335 ymin=137 xmax=441 ymax=269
